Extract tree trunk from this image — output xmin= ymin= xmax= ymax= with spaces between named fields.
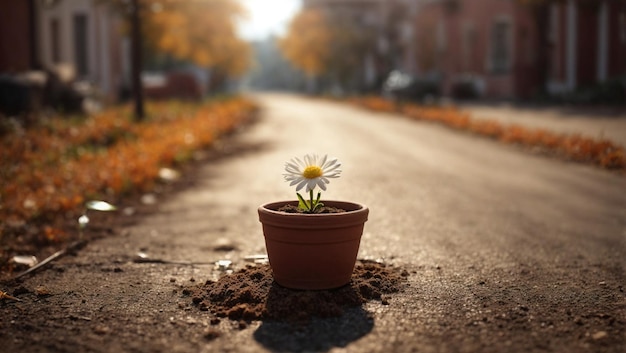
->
xmin=131 ymin=0 xmax=145 ymax=121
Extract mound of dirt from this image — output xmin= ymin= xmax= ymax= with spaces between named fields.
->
xmin=187 ymin=260 xmax=409 ymax=324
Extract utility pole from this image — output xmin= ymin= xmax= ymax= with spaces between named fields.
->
xmin=131 ymin=0 xmax=145 ymax=121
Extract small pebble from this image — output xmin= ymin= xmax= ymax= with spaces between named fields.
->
xmin=93 ymin=325 xmax=111 ymax=335
xmin=592 ymin=331 xmax=608 ymax=340
xmin=212 ymin=237 xmax=238 ymax=252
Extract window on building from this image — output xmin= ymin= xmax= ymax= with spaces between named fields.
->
xmin=73 ymin=13 xmax=88 ymax=77
xmin=50 ymin=18 xmax=61 ymax=63
xmin=462 ymin=23 xmax=476 ymax=72
xmin=490 ymin=19 xmax=511 ymax=74
xmin=436 ymin=20 xmax=447 ymax=55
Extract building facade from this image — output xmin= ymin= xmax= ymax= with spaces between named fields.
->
xmin=546 ymin=1 xmax=626 ymax=95
xmin=36 ymin=0 xmax=127 ymax=101
xmin=414 ymin=0 xmax=626 ymax=100
xmin=301 ymin=0 xmax=625 ymax=100
xmin=0 ymin=0 xmax=127 ymax=102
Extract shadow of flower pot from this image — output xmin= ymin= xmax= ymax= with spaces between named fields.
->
xmin=253 ymin=281 xmax=374 ymax=351
xmin=253 ymin=308 xmax=373 ymax=352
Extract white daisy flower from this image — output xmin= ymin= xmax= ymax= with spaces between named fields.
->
xmin=284 ymin=154 xmax=341 ymax=192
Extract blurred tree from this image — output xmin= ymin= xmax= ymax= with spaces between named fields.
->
xmin=279 ymin=8 xmax=376 ymax=93
xmin=279 ymin=9 xmax=331 ymax=80
xmin=107 ymin=0 xmax=251 ymax=92
xmin=144 ymin=0 xmax=251 ymax=77
xmin=325 ymin=15 xmax=376 ymax=91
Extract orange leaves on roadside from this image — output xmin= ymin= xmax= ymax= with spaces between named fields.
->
xmin=43 ymin=226 xmax=67 ymax=243
xmin=354 ymin=96 xmax=626 ymax=172
xmin=0 ymin=97 xmax=258 ymax=243
xmin=349 ymin=96 xmax=397 ymax=113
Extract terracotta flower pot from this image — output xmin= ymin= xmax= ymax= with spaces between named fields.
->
xmin=258 ymin=200 xmax=369 ymax=290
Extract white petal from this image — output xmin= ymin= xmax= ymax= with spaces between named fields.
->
xmin=323 ymin=158 xmax=338 ymax=169
xmin=293 ymin=157 xmax=305 ymax=168
xmin=325 ymin=161 xmax=341 ymax=170
xmin=284 ymin=172 xmax=301 ymax=179
xmin=285 ymin=162 xmax=300 ymax=172
xmin=290 ymin=178 xmax=303 ymax=186
xmin=296 ymin=179 xmax=308 ymax=191
xmin=318 ymin=181 xmax=327 ymax=191
xmin=285 ymin=168 xmax=300 ymax=176
xmin=319 ymin=155 xmax=327 ymax=168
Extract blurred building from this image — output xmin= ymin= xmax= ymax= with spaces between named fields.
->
xmin=0 ymin=0 xmax=127 ymax=103
xmin=414 ymin=0 xmax=626 ymax=100
xmin=545 ymin=1 xmax=625 ymax=95
xmin=414 ymin=0 xmax=536 ymax=99
xmin=37 ymin=0 xmax=127 ymax=102
xmin=302 ymin=0 xmax=625 ymax=102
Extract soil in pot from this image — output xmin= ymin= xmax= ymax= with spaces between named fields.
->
xmin=276 ymin=204 xmax=346 ymax=214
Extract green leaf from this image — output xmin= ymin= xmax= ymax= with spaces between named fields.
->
xmin=296 ymin=193 xmax=309 ymax=210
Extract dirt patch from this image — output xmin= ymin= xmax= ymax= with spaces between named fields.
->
xmin=187 ymin=260 xmax=409 ymax=324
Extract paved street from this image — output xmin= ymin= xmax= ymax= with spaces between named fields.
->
xmin=2 ymin=93 xmax=625 ymax=352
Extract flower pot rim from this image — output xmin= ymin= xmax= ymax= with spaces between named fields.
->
xmin=259 ymin=200 xmax=368 ymax=216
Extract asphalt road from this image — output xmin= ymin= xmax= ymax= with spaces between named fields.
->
xmin=2 ymin=93 xmax=625 ymax=352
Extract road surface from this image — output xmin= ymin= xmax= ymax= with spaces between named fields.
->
xmin=2 ymin=93 xmax=624 ymax=352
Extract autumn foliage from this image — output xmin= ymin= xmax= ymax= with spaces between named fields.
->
xmin=351 ymin=96 xmax=626 ymax=171
xmin=279 ymin=9 xmax=332 ymax=77
xmin=279 ymin=6 xmax=376 ymax=89
xmin=0 ymin=97 xmax=258 ymax=250
xmin=112 ymin=0 xmax=251 ymax=76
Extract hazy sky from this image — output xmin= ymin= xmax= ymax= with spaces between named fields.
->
xmin=238 ymin=0 xmax=302 ymax=40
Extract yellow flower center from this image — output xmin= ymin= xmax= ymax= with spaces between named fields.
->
xmin=302 ymin=165 xmax=323 ymax=179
